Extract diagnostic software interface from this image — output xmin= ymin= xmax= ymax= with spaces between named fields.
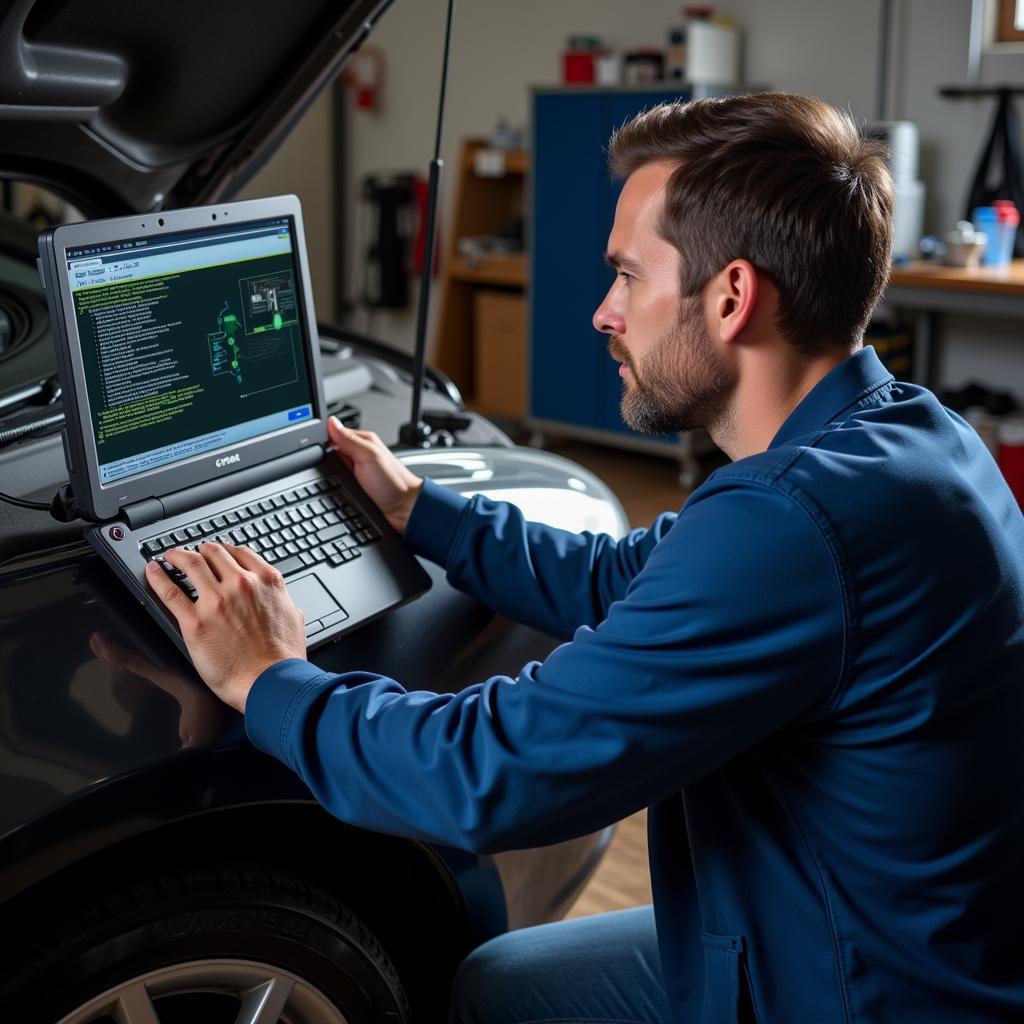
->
xmin=65 ymin=216 xmax=315 ymax=486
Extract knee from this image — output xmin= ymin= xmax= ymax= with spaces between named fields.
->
xmin=447 ymin=934 xmax=515 ymax=1024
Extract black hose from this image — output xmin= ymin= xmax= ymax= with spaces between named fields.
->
xmin=0 ymin=411 xmax=64 ymax=447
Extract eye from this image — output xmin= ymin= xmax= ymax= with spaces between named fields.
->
xmin=617 ymin=270 xmax=634 ymax=283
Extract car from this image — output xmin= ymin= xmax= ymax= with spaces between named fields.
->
xmin=0 ymin=2 xmax=628 ymax=1020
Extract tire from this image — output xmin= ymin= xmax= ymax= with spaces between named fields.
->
xmin=3 ymin=861 xmax=410 ymax=1024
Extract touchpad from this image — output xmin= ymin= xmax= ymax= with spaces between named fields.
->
xmin=287 ymin=574 xmax=341 ymax=623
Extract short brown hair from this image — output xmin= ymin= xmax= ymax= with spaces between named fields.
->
xmin=609 ymin=93 xmax=893 ymax=356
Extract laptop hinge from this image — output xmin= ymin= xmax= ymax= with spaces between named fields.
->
xmin=123 ymin=445 xmax=325 ymax=531
xmin=122 ymin=496 xmax=166 ymax=530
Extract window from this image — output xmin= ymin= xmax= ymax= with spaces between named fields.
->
xmin=996 ymin=0 xmax=1024 ymax=42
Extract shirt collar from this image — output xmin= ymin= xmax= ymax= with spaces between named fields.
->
xmin=768 ymin=345 xmax=895 ymax=450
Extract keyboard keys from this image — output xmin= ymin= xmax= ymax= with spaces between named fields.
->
xmin=299 ymin=552 xmax=316 ymax=567
xmin=141 ymin=539 xmax=163 ymax=556
xmin=276 ymin=555 xmax=304 ymax=575
xmin=319 ymin=523 xmax=349 ymax=543
xmin=224 ymin=511 xmax=241 ymax=525
xmin=172 ymin=529 xmax=189 ymax=544
xmin=212 ymin=516 xmax=227 ymax=530
xmin=246 ymin=503 xmax=262 ymax=518
xmin=272 ymin=495 xmax=287 ymax=509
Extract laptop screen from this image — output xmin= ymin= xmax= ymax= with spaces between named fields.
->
xmin=64 ymin=216 xmax=315 ymax=487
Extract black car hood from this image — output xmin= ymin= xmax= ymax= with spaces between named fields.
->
xmin=0 ymin=0 xmax=392 ymax=216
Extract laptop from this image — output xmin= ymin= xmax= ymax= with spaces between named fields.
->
xmin=37 ymin=194 xmax=430 ymax=661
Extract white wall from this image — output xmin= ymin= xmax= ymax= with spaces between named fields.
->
xmin=248 ymin=0 xmax=1024 ymax=397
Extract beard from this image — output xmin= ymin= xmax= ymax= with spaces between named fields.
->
xmin=608 ymin=296 xmax=737 ymax=435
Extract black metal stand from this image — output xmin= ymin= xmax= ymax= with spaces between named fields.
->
xmin=398 ymin=0 xmax=458 ymax=450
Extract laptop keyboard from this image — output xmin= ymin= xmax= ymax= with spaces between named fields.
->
xmin=141 ymin=476 xmax=381 ymax=601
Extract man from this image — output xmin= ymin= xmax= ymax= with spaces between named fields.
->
xmin=147 ymin=94 xmax=1024 ymax=1022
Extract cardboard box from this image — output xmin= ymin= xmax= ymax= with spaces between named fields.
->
xmin=473 ymin=289 xmax=525 ymax=418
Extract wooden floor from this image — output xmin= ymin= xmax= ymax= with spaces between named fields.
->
xmin=536 ymin=439 xmax=705 ymax=918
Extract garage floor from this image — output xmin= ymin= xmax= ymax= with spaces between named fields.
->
xmin=534 ymin=438 xmax=715 ymax=919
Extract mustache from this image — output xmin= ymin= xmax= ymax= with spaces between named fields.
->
xmin=607 ymin=337 xmax=634 ymax=371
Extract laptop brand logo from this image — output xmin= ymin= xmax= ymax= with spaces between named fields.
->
xmin=215 ymin=453 xmax=241 ymax=468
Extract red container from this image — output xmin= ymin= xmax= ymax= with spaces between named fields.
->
xmin=997 ymin=419 xmax=1024 ymax=507
xmin=562 ymin=50 xmax=595 ymax=83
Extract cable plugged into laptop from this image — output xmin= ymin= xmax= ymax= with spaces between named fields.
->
xmin=49 ymin=482 xmax=80 ymax=523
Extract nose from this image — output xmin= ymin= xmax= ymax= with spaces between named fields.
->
xmin=593 ymin=280 xmax=625 ymax=336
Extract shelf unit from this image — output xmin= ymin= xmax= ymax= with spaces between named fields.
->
xmin=433 ymin=139 xmax=528 ymax=416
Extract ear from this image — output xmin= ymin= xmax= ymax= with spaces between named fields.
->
xmin=708 ymin=259 xmax=758 ymax=344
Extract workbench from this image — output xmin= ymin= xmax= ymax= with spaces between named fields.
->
xmin=885 ymin=260 xmax=1024 ymax=387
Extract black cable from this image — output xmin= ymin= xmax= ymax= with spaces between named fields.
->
xmin=0 ymin=489 xmax=50 ymax=511
xmin=0 ymin=410 xmax=68 ymax=509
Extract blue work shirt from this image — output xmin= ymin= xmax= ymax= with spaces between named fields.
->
xmin=247 ymin=346 xmax=1024 ymax=1022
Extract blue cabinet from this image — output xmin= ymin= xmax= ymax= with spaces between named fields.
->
xmin=530 ymin=88 xmax=691 ymax=444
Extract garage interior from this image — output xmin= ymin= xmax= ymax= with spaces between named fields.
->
xmin=3 ymin=0 xmax=1024 ymax=1017
xmin=231 ymin=0 xmax=1024 ymax=921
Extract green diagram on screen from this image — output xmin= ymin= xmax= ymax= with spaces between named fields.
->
xmin=206 ymin=269 xmax=300 ymax=397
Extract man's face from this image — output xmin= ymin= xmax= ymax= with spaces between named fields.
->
xmin=592 ymin=161 xmax=737 ymax=435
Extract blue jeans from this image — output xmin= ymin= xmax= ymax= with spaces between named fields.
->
xmin=449 ymin=905 xmax=672 ymax=1024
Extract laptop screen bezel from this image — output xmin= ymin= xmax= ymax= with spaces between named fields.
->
xmin=42 ymin=195 xmax=329 ymax=523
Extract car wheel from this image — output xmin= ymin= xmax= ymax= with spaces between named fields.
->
xmin=4 ymin=862 xmax=410 ymax=1023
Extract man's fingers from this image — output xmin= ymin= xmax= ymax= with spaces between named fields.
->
xmin=195 ymin=541 xmax=248 ymax=581
xmin=145 ymin=561 xmax=198 ymax=628
xmin=223 ymin=543 xmax=281 ymax=582
xmin=328 ymin=417 xmax=378 ymax=453
xmin=164 ymin=546 xmax=220 ymax=589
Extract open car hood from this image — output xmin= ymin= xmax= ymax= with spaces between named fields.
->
xmin=0 ymin=0 xmax=392 ymax=216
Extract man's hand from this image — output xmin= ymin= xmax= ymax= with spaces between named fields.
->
xmin=145 ymin=543 xmax=307 ymax=713
xmin=328 ymin=416 xmax=423 ymax=535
